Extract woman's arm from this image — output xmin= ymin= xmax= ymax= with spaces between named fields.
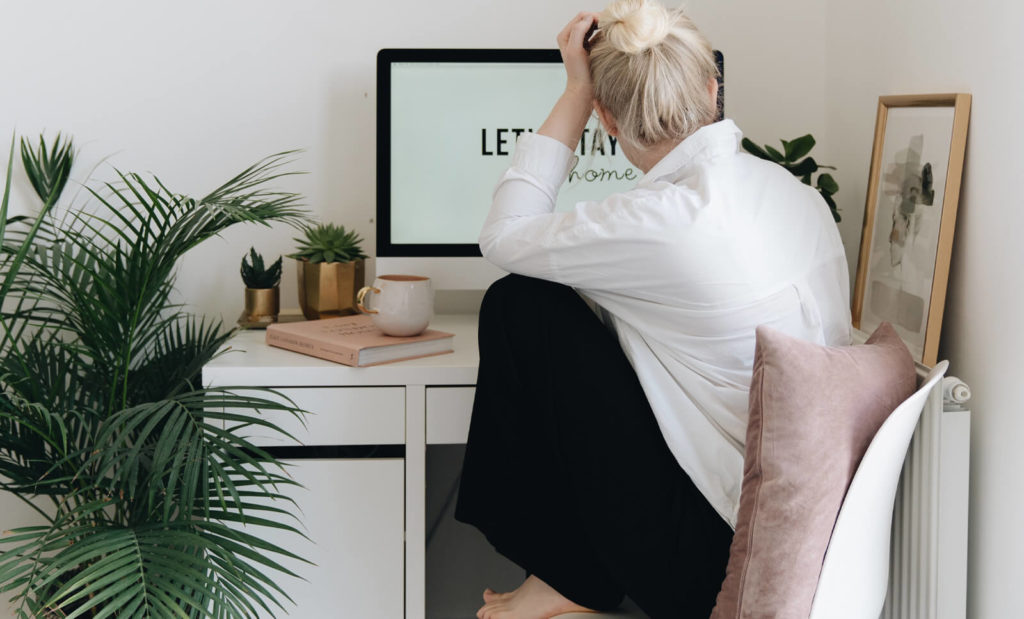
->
xmin=479 ymin=12 xmax=686 ymax=291
xmin=477 ymin=12 xmax=603 ymax=281
xmin=537 ymin=12 xmax=600 ymax=150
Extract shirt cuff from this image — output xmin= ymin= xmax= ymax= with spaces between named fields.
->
xmin=510 ymin=133 xmax=579 ymax=193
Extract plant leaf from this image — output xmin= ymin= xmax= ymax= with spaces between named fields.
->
xmin=764 ymin=145 xmax=785 ymax=162
xmin=788 ymin=156 xmax=819 ymax=177
xmin=783 ymin=134 xmax=815 ymax=161
xmin=740 ymin=137 xmax=770 ymax=161
xmin=19 ymin=132 xmax=74 ymax=205
xmin=817 ymin=173 xmax=839 ymax=195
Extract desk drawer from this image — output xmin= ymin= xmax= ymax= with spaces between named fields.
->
xmin=231 ymin=387 xmax=405 ymax=447
xmin=426 ymin=387 xmax=475 ymax=444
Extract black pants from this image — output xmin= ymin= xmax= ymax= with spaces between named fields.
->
xmin=455 ymin=275 xmax=734 ymax=619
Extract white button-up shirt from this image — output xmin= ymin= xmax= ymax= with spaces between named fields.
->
xmin=479 ymin=119 xmax=851 ymax=526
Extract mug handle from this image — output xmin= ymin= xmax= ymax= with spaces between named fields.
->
xmin=356 ymin=286 xmax=380 ymax=314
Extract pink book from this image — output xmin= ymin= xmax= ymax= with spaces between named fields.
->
xmin=266 ymin=314 xmax=454 ymax=367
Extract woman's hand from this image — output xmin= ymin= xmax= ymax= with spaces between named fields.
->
xmin=556 ymin=12 xmax=599 ymax=98
xmin=538 ymin=12 xmax=600 ymax=151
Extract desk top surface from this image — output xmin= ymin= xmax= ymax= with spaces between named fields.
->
xmin=202 ymin=314 xmax=480 ymax=388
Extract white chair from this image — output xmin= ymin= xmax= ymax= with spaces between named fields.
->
xmin=808 ymin=361 xmax=949 ymax=618
xmin=564 ymin=362 xmax=949 ymax=619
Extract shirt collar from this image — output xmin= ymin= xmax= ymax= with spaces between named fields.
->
xmin=636 ymin=119 xmax=743 ymax=187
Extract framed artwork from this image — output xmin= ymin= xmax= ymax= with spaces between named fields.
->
xmin=853 ymin=93 xmax=971 ymax=366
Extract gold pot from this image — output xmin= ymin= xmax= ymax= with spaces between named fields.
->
xmin=296 ymin=258 xmax=365 ymax=320
xmin=244 ymin=287 xmax=280 ymax=323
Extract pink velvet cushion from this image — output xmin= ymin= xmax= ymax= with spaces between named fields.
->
xmin=711 ymin=322 xmax=916 ymax=619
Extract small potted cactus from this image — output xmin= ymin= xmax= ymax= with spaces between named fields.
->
xmin=289 ymin=222 xmax=367 ymax=319
xmin=241 ymin=247 xmax=283 ymax=323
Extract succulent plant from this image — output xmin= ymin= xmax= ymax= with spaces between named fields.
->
xmin=240 ymin=247 xmax=283 ymax=288
xmin=288 ymin=222 xmax=367 ymax=264
xmin=742 ymin=134 xmax=841 ymax=222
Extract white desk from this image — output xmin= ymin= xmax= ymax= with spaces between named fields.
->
xmin=205 ymin=318 xmax=971 ymax=619
xmin=203 ymin=314 xmax=481 ymax=619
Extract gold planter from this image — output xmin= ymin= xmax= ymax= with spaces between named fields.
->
xmin=244 ymin=287 xmax=280 ymax=323
xmin=296 ymin=258 xmax=365 ymax=320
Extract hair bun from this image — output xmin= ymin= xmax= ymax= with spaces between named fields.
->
xmin=600 ymin=0 xmax=673 ymax=54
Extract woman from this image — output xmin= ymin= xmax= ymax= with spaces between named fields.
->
xmin=455 ymin=1 xmax=851 ymax=618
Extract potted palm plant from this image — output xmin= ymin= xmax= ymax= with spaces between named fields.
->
xmin=0 ymin=133 xmax=310 ymax=617
xmin=241 ymin=247 xmax=283 ymax=323
xmin=289 ymin=222 xmax=367 ymax=319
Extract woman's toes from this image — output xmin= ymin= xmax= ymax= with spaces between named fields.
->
xmin=478 ymin=601 xmax=499 ymax=619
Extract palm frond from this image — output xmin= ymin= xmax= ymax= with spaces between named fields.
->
xmin=0 ymin=152 xmax=68 ymax=320
xmin=1 ymin=137 xmax=69 ymax=382
xmin=89 ymin=389 xmax=304 ymax=522
xmin=126 ymin=316 xmax=233 ymax=403
xmin=200 ymin=150 xmax=307 ymax=224
xmin=19 ymin=132 xmax=75 ymax=205
xmin=0 ymin=138 xmax=13 ymax=245
xmin=4 ymin=520 xmax=306 ymax=619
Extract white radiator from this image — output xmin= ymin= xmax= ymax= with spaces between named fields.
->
xmin=882 ymin=367 xmax=971 ymax=619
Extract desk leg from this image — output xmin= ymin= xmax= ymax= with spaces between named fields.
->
xmin=406 ymin=385 xmax=426 ymax=619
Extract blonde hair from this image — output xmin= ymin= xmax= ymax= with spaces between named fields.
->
xmin=590 ymin=0 xmax=718 ymax=148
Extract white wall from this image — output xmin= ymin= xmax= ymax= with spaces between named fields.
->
xmin=823 ymin=0 xmax=1024 ymax=616
xmin=686 ymin=0 xmax=828 ymax=148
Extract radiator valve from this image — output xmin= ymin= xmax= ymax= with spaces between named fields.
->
xmin=942 ymin=376 xmax=971 ymax=406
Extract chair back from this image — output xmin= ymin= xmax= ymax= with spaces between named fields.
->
xmin=808 ymin=361 xmax=949 ymax=618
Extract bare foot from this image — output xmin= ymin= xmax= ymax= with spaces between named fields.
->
xmin=476 ymin=575 xmax=596 ymax=619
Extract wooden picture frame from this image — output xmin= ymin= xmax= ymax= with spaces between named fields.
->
xmin=852 ymin=93 xmax=971 ymax=366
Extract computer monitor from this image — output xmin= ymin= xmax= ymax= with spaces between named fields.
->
xmin=375 ymin=48 xmax=724 ymax=290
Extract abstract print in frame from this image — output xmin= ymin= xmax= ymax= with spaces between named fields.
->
xmin=853 ymin=94 xmax=970 ymax=366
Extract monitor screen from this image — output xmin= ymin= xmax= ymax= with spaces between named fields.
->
xmin=376 ymin=48 xmax=724 ymax=259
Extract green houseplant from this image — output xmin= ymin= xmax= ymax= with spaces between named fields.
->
xmin=241 ymin=247 xmax=283 ymax=323
xmin=742 ymin=134 xmax=841 ymax=222
xmin=288 ymin=223 xmax=367 ymax=319
xmin=0 ymin=134 xmax=310 ymax=617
